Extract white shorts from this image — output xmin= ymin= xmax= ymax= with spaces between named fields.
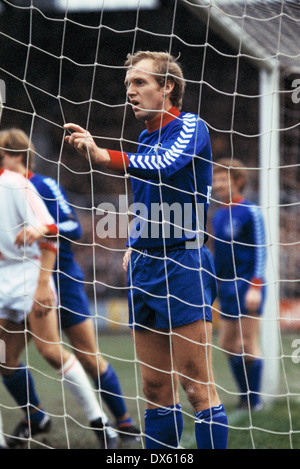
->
xmin=0 ymin=259 xmax=41 ymax=324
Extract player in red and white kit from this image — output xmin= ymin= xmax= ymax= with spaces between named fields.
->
xmin=0 ymin=168 xmax=118 ymax=448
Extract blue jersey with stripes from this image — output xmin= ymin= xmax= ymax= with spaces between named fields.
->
xmin=212 ymin=200 xmax=266 ymax=283
xmin=126 ymin=111 xmax=213 ymax=249
xmin=29 ymin=173 xmax=82 ymax=275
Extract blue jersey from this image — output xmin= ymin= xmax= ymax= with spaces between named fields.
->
xmin=124 ymin=109 xmax=213 ymax=249
xmin=29 ymin=172 xmax=82 ymax=276
xmin=212 ymin=199 xmax=266 ymax=284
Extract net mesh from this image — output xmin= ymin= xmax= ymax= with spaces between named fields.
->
xmin=0 ymin=0 xmax=299 ymax=449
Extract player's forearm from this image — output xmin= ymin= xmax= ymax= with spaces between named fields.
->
xmin=38 ymin=247 xmax=56 ymax=285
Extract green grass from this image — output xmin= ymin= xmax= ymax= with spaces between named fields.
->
xmin=1 ymin=330 xmax=300 ymax=449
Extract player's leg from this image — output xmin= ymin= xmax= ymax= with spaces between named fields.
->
xmin=0 ymin=318 xmax=50 ymax=447
xmin=29 ymin=307 xmax=118 ymax=448
xmin=219 ymin=317 xmax=249 ymax=408
xmin=172 ymin=319 xmax=228 ymax=449
xmin=133 ymin=328 xmax=183 ymax=449
xmin=240 ymin=314 xmax=263 ymax=409
xmin=64 ymin=318 xmax=140 ymax=443
xmin=219 ymin=307 xmax=263 ymax=410
xmin=0 ymin=409 xmax=7 ymax=448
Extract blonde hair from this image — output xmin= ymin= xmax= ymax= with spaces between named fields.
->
xmin=214 ymin=158 xmax=248 ymax=192
xmin=125 ymin=51 xmax=186 ymax=110
xmin=0 ymin=128 xmax=35 ymax=170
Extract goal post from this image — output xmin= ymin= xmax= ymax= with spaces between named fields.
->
xmin=258 ymin=66 xmax=281 ymax=403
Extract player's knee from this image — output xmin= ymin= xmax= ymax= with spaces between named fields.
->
xmin=180 ymin=376 xmax=210 ymax=409
xmin=142 ymin=378 xmax=168 ymax=403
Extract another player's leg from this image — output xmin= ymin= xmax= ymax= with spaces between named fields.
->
xmin=29 ymin=307 xmax=118 ymax=448
xmin=173 ymin=319 xmax=228 ymax=449
xmin=240 ymin=314 xmax=263 ymax=410
xmin=134 ymin=328 xmax=183 ymax=449
xmin=64 ymin=318 xmax=140 ymax=445
xmin=219 ymin=318 xmax=249 ymax=408
xmin=0 ymin=319 xmax=51 ymax=448
xmin=219 ymin=315 xmax=263 ymax=410
xmin=0 ymin=409 xmax=7 ymax=449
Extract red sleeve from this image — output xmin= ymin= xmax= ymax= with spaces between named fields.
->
xmin=47 ymin=224 xmax=58 ymax=235
xmin=251 ymin=277 xmax=263 ymax=289
xmin=107 ymin=150 xmax=129 ymax=172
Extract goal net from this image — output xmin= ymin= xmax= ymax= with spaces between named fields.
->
xmin=0 ymin=0 xmax=299 ymax=450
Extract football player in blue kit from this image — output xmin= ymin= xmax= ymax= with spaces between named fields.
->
xmin=65 ymin=51 xmax=228 ymax=449
xmin=212 ymin=158 xmax=266 ymax=411
xmin=0 ymin=128 xmax=140 ymax=448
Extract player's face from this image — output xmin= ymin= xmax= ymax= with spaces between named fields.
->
xmin=125 ymin=59 xmax=172 ymax=122
xmin=213 ymin=171 xmax=241 ymax=202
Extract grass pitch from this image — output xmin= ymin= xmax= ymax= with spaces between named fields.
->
xmin=0 ymin=330 xmax=299 ymax=449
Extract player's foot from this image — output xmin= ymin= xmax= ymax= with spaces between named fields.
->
xmin=91 ymin=417 xmax=119 ymax=449
xmin=117 ymin=423 xmax=141 ymax=447
xmin=6 ymin=415 xmax=51 ymax=448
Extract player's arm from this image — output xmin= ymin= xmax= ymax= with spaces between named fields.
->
xmin=245 ymin=206 xmax=266 ymax=313
xmin=64 ymin=118 xmax=210 ymax=179
xmin=15 ymin=224 xmax=53 ymax=247
xmin=31 ymin=245 xmax=56 ymax=318
xmin=34 ymin=177 xmax=82 ymax=241
xmin=13 ymin=178 xmax=57 ymax=317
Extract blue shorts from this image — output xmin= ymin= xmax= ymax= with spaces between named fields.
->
xmin=54 ymin=268 xmax=91 ymax=329
xmin=218 ymin=279 xmax=266 ymax=320
xmin=127 ymin=244 xmax=217 ymax=331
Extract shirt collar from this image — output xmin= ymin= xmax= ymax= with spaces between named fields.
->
xmin=223 ymin=196 xmax=244 ymax=207
xmin=145 ymin=106 xmax=180 ymax=133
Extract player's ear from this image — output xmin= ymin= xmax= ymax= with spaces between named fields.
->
xmin=164 ymin=79 xmax=175 ymax=96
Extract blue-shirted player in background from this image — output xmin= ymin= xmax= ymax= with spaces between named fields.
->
xmin=212 ymin=158 xmax=266 ymax=411
xmin=65 ymin=51 xmax=228 ymax=450
xmin=0 ymin=128 xmax=140 ymax=448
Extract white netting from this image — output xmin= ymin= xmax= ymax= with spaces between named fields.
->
xmin=0 ymin=0 xmax=299 ymax=449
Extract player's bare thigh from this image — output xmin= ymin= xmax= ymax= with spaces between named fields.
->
xmin=133 ymin=328 xmax=180 ymax=409
xmin=219 ymin=314 xmax=261 ymax=357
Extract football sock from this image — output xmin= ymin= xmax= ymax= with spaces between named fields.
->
xmin=58 ymin=354 xmax=108 ymax=424
xmin=229 ymin=356 xmax=263 ymax=407
xmin=195 ymin=404 xmax=228 ymax=449
xmin=228 ymin=355 xmax=248 ymax=403
xmin=2 ymin=362 xmax=45 ymax=423
xmin=97 ymin=364 xmax=129 ymax=423
xmin=144 ymin=404 xmax=183 ymax=449
xmin=246 ymin=358 xmax=263 ymax=408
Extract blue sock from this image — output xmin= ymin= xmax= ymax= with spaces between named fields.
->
xmin=195 ymin=404 xmax=228 ymax=449
xmin=2 ymin=363 xmax=45 ymax=423
xmin=97 ymin=364 xmax=129 ymax=423
xmin=246 ymin=358 xmax=263 ymax=408
xmin=144 ymin=404 xmax=183 ymax=449
xmin=229 ymin=356 xmax=248 ymax=403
